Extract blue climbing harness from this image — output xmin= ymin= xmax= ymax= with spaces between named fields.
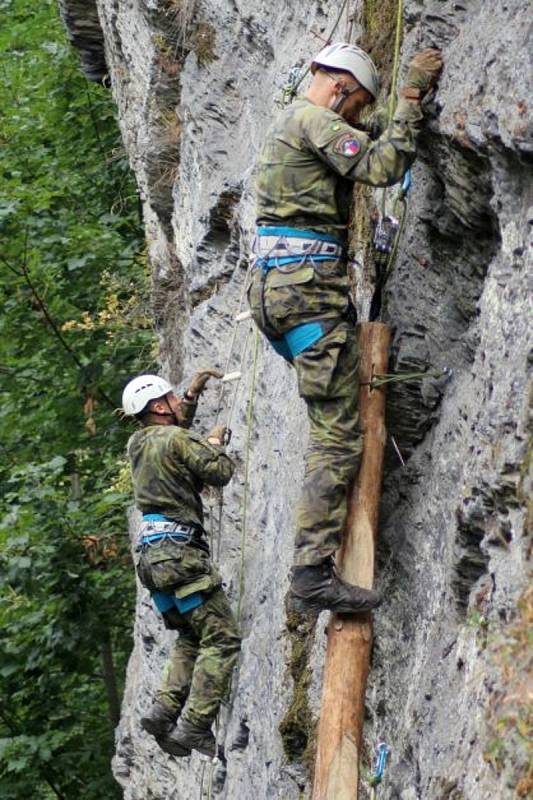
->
xmin=152 ymin=589 xmax=204 ymax=615
xmin=268 ymin=320 xmax=337 ymax=360
xmin=254 ymin=226 xmax=343 ymax=270
xmin=252 ymin=226 xmax=345 ymax=359
xmin=140 ymin=514 xmax=204 ymax=615
xmin=139 ymin=513 xmax=197 ymax=546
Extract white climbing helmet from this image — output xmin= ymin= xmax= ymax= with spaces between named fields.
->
xmin=311 ymin=42 xmax=380 ymax=99
xmin=122 ymin=374 xmax=173 ymax=416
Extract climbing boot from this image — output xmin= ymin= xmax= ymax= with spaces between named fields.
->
xmin=289 ymin=559 xmax=381 ymax=615
xmin=140 ymin=701 xmax=178 ymax=738
xmin=156 ymin=735 xmax=191 ymax=758
xmin=165 ymin=717 xmax=216 ymax=758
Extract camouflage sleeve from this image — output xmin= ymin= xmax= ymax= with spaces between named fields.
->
xmin=172 ymin=430 xmax=235 ymax=487
xmin=177 ymin=396 xmax=198 ymax=429
xmin=303 ymin=98 xmax=423 ymax=187
xmin=362 ymin=104 xmax=390 ymax=138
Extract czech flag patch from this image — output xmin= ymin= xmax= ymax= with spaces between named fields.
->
xmin=333 ymin=133 xmax=361 ymax=157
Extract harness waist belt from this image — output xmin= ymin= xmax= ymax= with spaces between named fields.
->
xmin=256 ymin=225 xmax=342 ymax=243
xmin=140 ymin=531 xmax=194 ymax=545
xmin=252 ymin=226 xmax=343 ymax=272
xmin=251 ymin=226 xmax=347 ymax=360
xmin=138 ymin=514 xmax=197 ymax=548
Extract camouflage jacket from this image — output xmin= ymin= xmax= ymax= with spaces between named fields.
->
xmin=255 ymin=96 xmax=423 ymax=239
xmin=127 ymin=425 xmax=234 ymax=528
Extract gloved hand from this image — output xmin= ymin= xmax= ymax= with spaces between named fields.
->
xmin=185 ymin=368 xmax=223 ymax=400
xmin=402 ymin=48 xmax=443 ymax=98
xmin=207 ymin=424 xmax=230 ymax=446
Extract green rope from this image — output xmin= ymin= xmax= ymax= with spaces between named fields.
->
xmin=381 ymin=0 xmax=404 ymax=215
xmin=363 ymin=368 xmax=443 ymax=389
xmin=226 ymin=325 xmax=252 ymax=432
xmin=388 ymin=0 xmax=404 ymax=125
xmin=237 ymin=329 xmax=260 ymax=623
xmin=206 ymin=761 xmax=214 ymax=800
xmin=199 ymin=763 xmax=206 ymax=798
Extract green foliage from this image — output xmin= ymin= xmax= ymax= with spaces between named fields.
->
xmin=0 ymin=1 xmax=155 ymax=797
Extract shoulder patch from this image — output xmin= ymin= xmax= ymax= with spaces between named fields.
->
xmin=332 ymin=133 xmax=361 ymax=157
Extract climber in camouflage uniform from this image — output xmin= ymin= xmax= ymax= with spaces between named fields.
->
xmin=122 ymin=371 xmax=241 ymax=759
xmin=248 ymin=43 xmax=443 ymax=614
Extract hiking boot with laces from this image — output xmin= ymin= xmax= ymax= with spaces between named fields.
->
xmin=140 ymin=701 xmax=178 ymax=738
xmin=165 ymin=716 xmax=216 ymax=758
xmin=289 ymin=558 xmax=381 ymax=614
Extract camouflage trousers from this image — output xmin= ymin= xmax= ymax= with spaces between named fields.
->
xmin=248 ymin=259 xmax=363 ymax=565
xmin=135 ymin=538 xmax=241 ymax=727
xmin=157 ymin=588 xmax=241 ymax=727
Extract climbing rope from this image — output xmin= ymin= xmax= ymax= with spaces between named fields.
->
xmin=197 ymin=250 xmax=262 ymax=799
xmin=214 ymin=263 xmax=253 ymax=425
xmin=225 ymin=325 xmax=252 ymax=433
xmin=201 ymin=334 xmax=261 ymax=800
xmin=379 ymin=0 xmax=404 ymax=217
xmin=199 ymin=762 xmax=206 ymax=798
xmin=237 ymin=329 xmax=260 ymax=623
xmin=388 ymin=0 xmax=404 ymax=127
xmin=370 ymin=0 xmax=409 ymax=322
xmin=207 ymin=256 xmax=253 ymax=559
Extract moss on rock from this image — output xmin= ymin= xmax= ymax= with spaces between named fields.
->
xmin=279 ymin=609 xmax=317 ymax=768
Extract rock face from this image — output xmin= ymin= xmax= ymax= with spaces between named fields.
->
xmin=61 ymin=1 xmax=531 ymax=797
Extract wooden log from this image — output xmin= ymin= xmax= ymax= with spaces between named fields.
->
xmin=312 ymin=321 xmax=391 ymax=800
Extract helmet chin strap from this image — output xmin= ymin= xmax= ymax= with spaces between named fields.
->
xmin=331 ymin=87 xmax=349 ymax=113
xmin=327 ymin=75 xmax=360 ymax=115
xmin=150 ymin=397 xmax=179 ymax=424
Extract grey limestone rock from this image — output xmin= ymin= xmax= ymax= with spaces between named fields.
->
xmin=58 ymin=0 xmax=108 ymax=82
xmin=62 ymin=1 xmax=532 ymax=797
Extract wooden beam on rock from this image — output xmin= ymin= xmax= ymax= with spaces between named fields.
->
xmin=312 ymin=321 xmax=391 ymax=800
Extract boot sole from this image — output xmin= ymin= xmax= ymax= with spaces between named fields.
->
xmin=189 ymin=739 xmax=216 ymax=758
xmin=289 ymin=595 xmax=380 ymax=615
xmin=156 ymin=736 xmax=191 ymax=758
xmin=165 ymin=732 xmax=216 ymax=759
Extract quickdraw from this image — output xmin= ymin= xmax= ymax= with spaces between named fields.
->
xmin=369 ymin=742 xmax=391 ymax=798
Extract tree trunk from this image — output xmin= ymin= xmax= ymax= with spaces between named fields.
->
xmin=101 ymin=629 xmax=121 ymax=729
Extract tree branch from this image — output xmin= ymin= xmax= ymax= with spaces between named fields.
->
xmin=11 ymin=256 xmax=116 ymax=410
